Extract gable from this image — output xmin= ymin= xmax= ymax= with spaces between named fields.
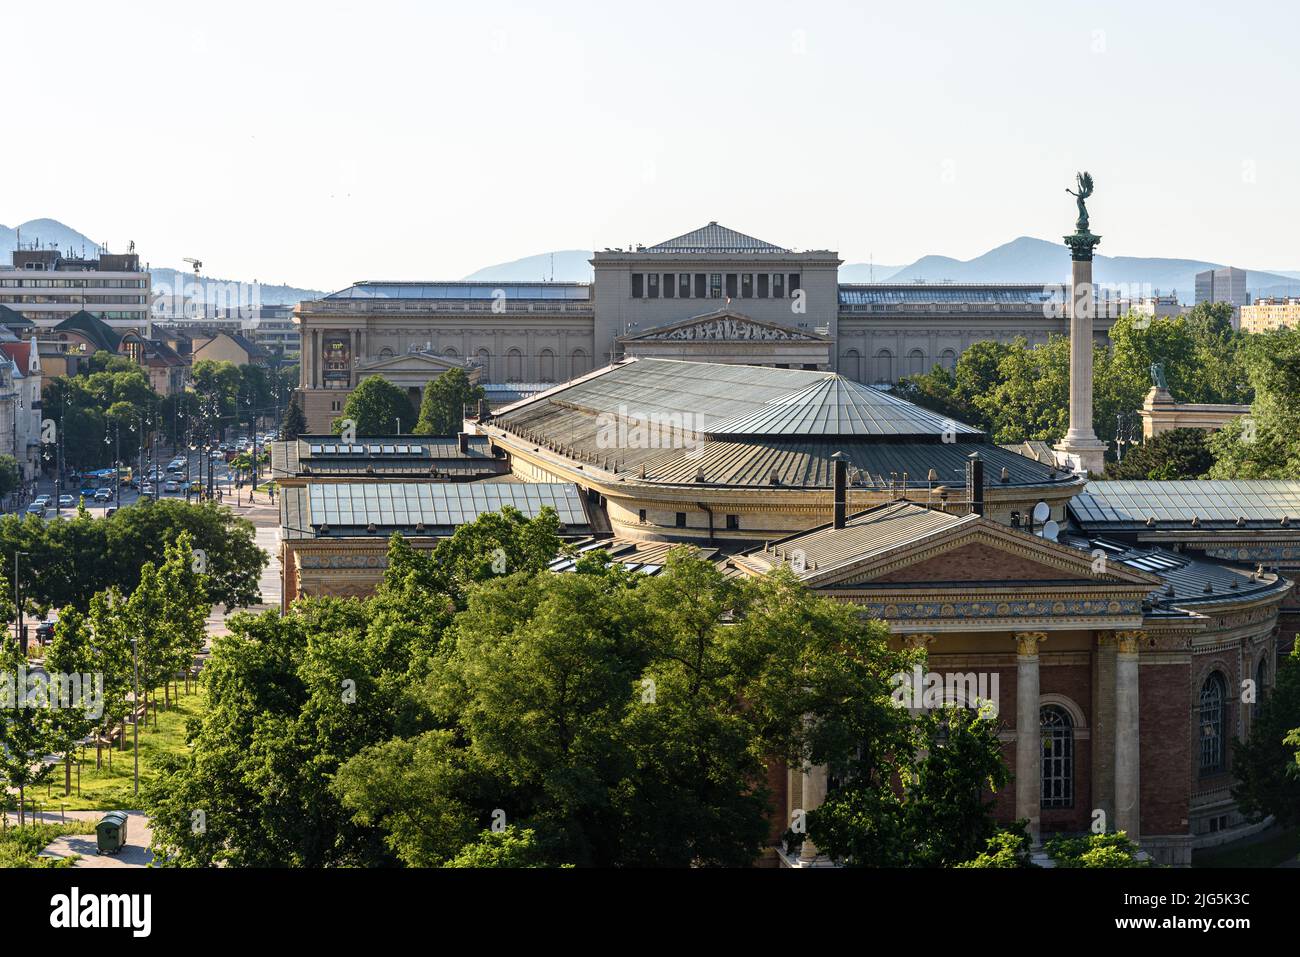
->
xmin=867 ymin=542 xmax=1088 ymax=585
xmin=626 ymin=311 xmax=826 ymax=343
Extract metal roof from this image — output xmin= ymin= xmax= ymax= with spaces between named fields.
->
xmin=838 ymin=285 xmax=1057 ymax=306
xmin=271 ymin=435 xmax=505 ymax=478
xmin=548 ymin=539 xmax=722 ymax=577
xmin=324 ymin=282 xmax=591 ymax=301
xmin=1070 ymin=480 xmax=1300 ymax=528
xmin=643 ymin=223 xmax=790 ymax=254
xmin=707 ymin=376 xmax=984 ymax=439
xmin=282 ymin=481 xmax=589 ymax=537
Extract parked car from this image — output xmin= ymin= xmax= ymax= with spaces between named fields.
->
xmin=93 ymin=488 xmax=113 ymax=502
xmin=57 ymin=495 xmax=74 ymax=508
xmin=25 ymin=502 xmax=45 ymax=517
xmin=34 ymin=621 xmax=56 ymax=644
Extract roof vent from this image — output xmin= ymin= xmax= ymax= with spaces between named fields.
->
xmin=415 ymin=522 xmax=426 ymax=532
xmin=695 ymin=467 xmax=706 ymax=483
xmin=1282 ymin=516 xmax=1291 ymax=527
xmin=769 ymin=468 xmax=781 ymax=486
xmin=1000 ymin=466 xmax=1010 ymax=483
xmin=367 ymin=523 xmax=377 ymax=534
xmin=1165 ymin=583 xmax=1175 ymax=596
xmin=1145 ymin=516 xmax=1157 ymax=527
xmin=1236 ymin=516 xmax=1247 ymax=527
xmin=1203 ymin=581 xmax=1213 ymax=594
xmin=1191 ymin=515 xmax=1200 ymax=527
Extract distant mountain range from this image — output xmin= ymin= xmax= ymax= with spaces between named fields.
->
xmin=8 ymin=219 xmax=1300 ymax=305
xmin=1 ymin=218 xmax=326 ymax=306
xmin=466 ymin=236 xmax=1300 ymax=302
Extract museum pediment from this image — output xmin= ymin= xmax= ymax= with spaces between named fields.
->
xmin=622 ymin=309 xmax=828 ymax=343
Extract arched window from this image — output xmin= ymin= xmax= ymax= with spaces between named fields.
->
xmin=475 ymin=348 xmax=491 ymax=380
xmin=841 ymin=349 xmax=861 ymax=382
xmin=907 ymin=348 xmax=927 ymax=378
xmin=940 ymin=349 xmax=957 ymax=372
xmin=1199 ymin=672 xmax=1227 ymax=775
xmin=506 ymin=348 xmax=523 ymax=382
xmin=873 ymin=349 xmax=894 ymax=384
xmin=379 ymin=347 xmax=395 ymax=359
xmin=1040 ymin=705 xmax=1073 ymax=809
xmin=443 ymin=346 xmax=459 ymax=360
xmin=571 ymin=348 xmax=589 ymax=377
xmin=539 ymin=348 xmax=556 ymax=383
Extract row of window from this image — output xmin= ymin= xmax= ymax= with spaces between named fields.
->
xmin=631 ymin=272 xmax=801 ymax=300
xmin=639 ymin=509 xmax=741 ymax=531
xmin=1042 ymin=665 xmax=1268 ymax=810
xmin=0 ymin=295 xmax=148 ymax=305
xmin=0 ymin=278 xmax=148 ymax=288
xmin=841 ymin=348 xmax=959 ymax=382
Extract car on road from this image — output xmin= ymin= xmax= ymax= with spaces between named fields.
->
xmin=25 ymin=502 xmax=45 ymax=516
xmin=80 ymin=487 xmax=97 ymax=498
xmin=33 ymin=494 xmax=50 ymax=507
xmin=142 ymin=483 xmax=156 ymax=496
xmin=57 ymin=495 xmax=74 ymax=508
xmin=164 ymin=480 xmax=181 ymax=493
xmin=93 ymin=488 xmax=113 ymax=502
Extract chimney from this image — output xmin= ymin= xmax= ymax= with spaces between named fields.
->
xmin=457 ymin=431 xmax=469 ymax=454
xmin=832 ymin=451 xmax=848 ymax=529
xmin=966 ymin=451 xmax=985 ymax=516
xmin=477 ymin=398 xmax=490 ymax=422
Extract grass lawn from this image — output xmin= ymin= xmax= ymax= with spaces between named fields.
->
xmin=12 ymin=685 xmax=207 ymax=815
xmin=1192 ymin=824 xmax=1300 ymax=868
xmin=0 ymin=822 xmax=95 ymax=868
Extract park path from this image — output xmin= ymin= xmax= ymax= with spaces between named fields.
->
xmin=32 ymin=809 xmax=154 ymax=868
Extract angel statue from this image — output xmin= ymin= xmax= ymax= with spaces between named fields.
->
xmin=1066 ymin=171 xmax=1094 ymax=233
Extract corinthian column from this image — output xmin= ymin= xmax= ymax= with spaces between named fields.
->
xmin=1114 ymin=630 xmax=1143 ymax=843
xmin=1014 ymin=631 xmax=1048 ymax=842
xmin=797 ymin=762 xmax=829 ymax=864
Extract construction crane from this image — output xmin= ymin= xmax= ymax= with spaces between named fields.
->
xmin=183 ymin=257 xmax=202 ymax=276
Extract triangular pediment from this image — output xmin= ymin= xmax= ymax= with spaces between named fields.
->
xmin=620 ymin=309 xmax=828 ymax=343
xmin=826 ymin=522 xmax=1162 ymax=589
xmin=358 ymin=351 xmax=475 ymax=375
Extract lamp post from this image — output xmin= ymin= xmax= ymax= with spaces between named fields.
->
xmin=13 ymin=550 xmax=28 ymax=653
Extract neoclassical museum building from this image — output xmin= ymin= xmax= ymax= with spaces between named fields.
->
xmin=292 ymin=222 xmax=1126 ymax=433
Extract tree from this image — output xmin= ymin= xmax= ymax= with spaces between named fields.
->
xmin=1104 ymin=428 xmax=1214 ymax=480
xmin=445 ymin=826 xmax=558 ymax=868
xmin=280 ymin=397 xmax=308 ymax=439
xmin=45 ymin=606 xmax=102 ymax=795
xmin=413 ymin=368 xmax=485 ymax=436
xmin=1208 ymin=327 xmax=1300 ymax=479
xmin=956 ymin=825 xmax=1033 ymax=868
xmin=0 ymin=633 xmax=63 ymax=825
xmin=1234 ymin=645 xmax=1300 ymax=825
xmin=1044 ymin=831 xmax=1150 ymax=867
xmin=332 ymin=377 xmax=415 ymax=436
xmin=0 ymin=455 xmax=20 ymax=501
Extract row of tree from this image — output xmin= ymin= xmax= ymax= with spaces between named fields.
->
xmin=320 ymin=368 xmax=486 ymax=438
xmin=0 ymin=534 xmax=210 ymax=823
xmin=895 ymin=303 xmax=1300 ymax=480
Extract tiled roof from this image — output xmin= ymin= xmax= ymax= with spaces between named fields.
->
xmin=53 ymin=310 xmax=121 ymax=353
xmin=643 ymin=223 xmax=790 ymax=254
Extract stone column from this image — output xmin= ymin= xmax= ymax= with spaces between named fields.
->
xmin=1114 ymin=630 xmax=1143 ymax=843
xmin=797 ymin=762 xmax=829 ymax=863
xmin=1054 ymin=209 xmax=1106 ymax=475
xmin=1014 ymin=631 xmax=1048 ymax=842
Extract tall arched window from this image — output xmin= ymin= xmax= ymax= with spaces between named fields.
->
xmin=475 ymin=348 xmax=491 ymax=380
xmin=443 ymin=346 xmax=459 ymax=360
xmin=841 ymin=349 xmax=861 ymax=382
xmin=940 ymin=349 xmax=957 ymax=371
xmin=539 ymin=348 xmax=556 ymax=383
xmin=506 ymin=348 xmax=523 ymax=382
xmin=873 ymin=349 xmax=894 ymax=384
xmin=1040 ymin=705 xmax=1074 ymax=808
xmin=1199 ymin=672 xmax=1227 ymax=775
xmin=571 ymin=348 xmax=589 ymax=377
xmin=907 ymin=348 xmax=927 ymax=378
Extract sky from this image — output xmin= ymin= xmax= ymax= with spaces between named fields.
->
xmin=3 ymin=0 xmax=1298 ymax=290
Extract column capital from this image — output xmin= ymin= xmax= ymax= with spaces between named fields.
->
xmin=903 ymin=632 xmax=936 ymax=651
xmin=1014 ymin=631 xmax=1048 ymax=656
xmin=1114 ymin=630 xmax=1146 ymax=655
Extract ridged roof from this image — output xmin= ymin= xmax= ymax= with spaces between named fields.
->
xmin=644 ymin=222 xmax=790 ymax=254
xmin=708 ymin=376 xmax=983 ymax=438
xmin=1071 ymin=480 xmax=1300 ymax=528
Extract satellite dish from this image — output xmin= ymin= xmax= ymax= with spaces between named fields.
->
xmin=1041 ymin=520 xmax=1060 ymax=542
xmin=1032 ymin=501 xmax=1051 ymax=524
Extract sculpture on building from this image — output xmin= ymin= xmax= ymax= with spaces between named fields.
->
xmin=1065 ymin=171 xmax=1095 ymax=233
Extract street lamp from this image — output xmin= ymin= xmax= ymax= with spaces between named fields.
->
xmin=12 ymin=551 xmax=28 ymax=653
xmin=131 ymin=637 xmax=140 ymax=796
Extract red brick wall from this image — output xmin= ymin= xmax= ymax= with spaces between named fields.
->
xmin=1141 ymin=661 xmax=1191 ymax=836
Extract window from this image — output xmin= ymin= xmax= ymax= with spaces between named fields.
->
xmin=940 ymin=349 xmax=957 ymax=371
xmin=663 ymin=273 xmax=674 ymax=299
xmin=647 ymin=273 xmax=659 ymax=299
xmin=725 ymin=514 xmax=739 ymax=531
xmin=773 ymin=273 xmax=785 ymax=298
xmin=539 ymin=349 xmax=556 ymax=382
xmin=709 ymin=274 xmax=722 ymax=299
xmin=1040 ymin=705 xmax=1073 ymax=808
xmin=631 ymin=274 xmax=644 ymax=298
xmin=1199 ymin=672 xmax=1227 ymax=775
xmin=841 ymin=349 xmax=861 ymax=382
xmin=330 ymin=400 xmax=341 ymax=412
xmin=789 ymin=274 xmax=801 ymax=294
xmin=725 ymin=274 xmax=737 ymax=299
xmin=695 ymin=274 xmax=706 ymax=298
xmin=679 ymin=274 xmax=691 ymax=298
xmin=874 ymin=349 xmax=895 ymax=383
xmin=675 ymin=512 xmax=686 ymax=528
xmin=741 ymin=274 xmax=753 ymax=298
xmin=571 ymin=348 xmax=589 ymax=376
xmin=638 ymin=508 xmax=646 ymax=524
xmin=757 ymin=274 xmax=769 ymax=298
xmin=907 ymin=349 xmax=927 ymax=377
xmin=506 ymin=348 xmax=523 ymax=382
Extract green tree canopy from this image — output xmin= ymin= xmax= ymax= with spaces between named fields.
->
xmin=413 ymin=368 xmax=485 ymax=436
xmin=332 ymin=376 xmax=416 ymax=437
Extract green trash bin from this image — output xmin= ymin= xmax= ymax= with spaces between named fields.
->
xmin=96 ymin=811 xmax=129 ymax=854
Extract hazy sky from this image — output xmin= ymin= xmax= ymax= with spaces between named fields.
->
xmin=4 ymin=0 xmax=1298 ymax=289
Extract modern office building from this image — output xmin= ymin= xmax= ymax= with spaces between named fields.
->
xmin=1239 ymin=296 xmax=1300 ymax=334
xmin=0 ymin=247 xmax=151 ymax=334
xmin=1194 ymin=266 xmax=1249 ymax=309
